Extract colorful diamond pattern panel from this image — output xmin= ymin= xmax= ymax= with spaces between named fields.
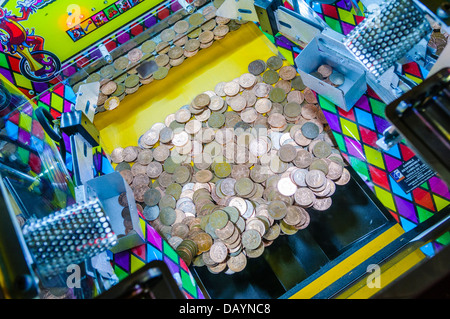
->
xmin=3 ymin=78 xmax=202 ymax=296
xmin=31 ymin=84 xmax=201 ymax=296
xmin=319 ymin=90 xmax=450 ymax=250
xmin=277 ymin=0 xmax=450 ymax=255
xmin=109 ymin=213 xmax=205 ymax=299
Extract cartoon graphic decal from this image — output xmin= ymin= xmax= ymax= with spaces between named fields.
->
xmin=104 ymin=4 xmax=119 ymax=20
xmin=92 ymin=11 xmax=108 ymax=27
xmin=65 ymin=0 xmax=146 ymax=42
xmin=0 ymin=0 xmax=61 ymax=82
xmin=67 ymin=24 xmax=85 ymax=41
xmin=116 ymin=0 xmax=132 ymax=13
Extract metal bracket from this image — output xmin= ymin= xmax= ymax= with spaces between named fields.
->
xmin=275 ymin=6 xmax=324 ymax=45
xmin=71 ymin=134 xmax=95 ymax=187
xmin=75 ymin=82 xmax=100 ymax=123
xmin=98 ymin=43 xmax=113 ymax=64
xmin=178 ymin=0 xmax=195 ymax=14
xmin=376 ymin=126 xmax=403 ymax=151
xmin=216 ymin=0 xmax=260 ymax=22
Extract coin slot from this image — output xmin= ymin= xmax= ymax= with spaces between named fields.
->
xmin=85 ymin=101 xmax=90 ymax=115
xmin=278 ymin=20 xmax=292 ymax=29
xmin=238 ymin=9 xmax=253 ymax=15
xmin=83 ymin=141 xmax=87 ymax=157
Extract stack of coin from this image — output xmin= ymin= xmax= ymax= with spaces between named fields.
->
xmin=72 ymin=2 xmax=247 ymax=114
xmin=310 ymin=64 xmax=345 ymax=88
xmin=108 ymin=56 xmax=351 ymax=273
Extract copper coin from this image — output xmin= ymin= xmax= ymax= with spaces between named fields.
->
xmin=195 ymin=169 xmax=213 ymax=183
xmin=156 ymin=41 xmax=170 ymax=54
xmin=160 ymin=28 xmax=176 ymax=42
xmin=275 ymin=79 xmax=292 ymax=93
xmin=268 ymin=113 xmax=286 ymax=128
xmin=215 ymin=15 xmax=230 ymax=25
xmin=279 ymin=65 xmax=297 ymax=80
xmin=335 ymin=168 xmax=350 ymax=185
xmin=255 ymin=98 xmax=272 ymax=114
xmin=293 ymin=149 xmax=313 ymax=168
xmin=174 ymin=20 xmax=189 ymax=34
xmin=306 ymin=169 xmax=326 ymax=188
xmin=303 ymin=88 xmax=318 ymax=104
xmin=118 ymin=192 xmax=128 ymax=207
xmin=287 ymin=90 xmax=304 ymax=104
xmin=199 ymin=30 xmax=214 ymax=43
xmin=194 ymin=232 xmax=213 ymax=253
xmin=278 ymin=144 xmax=297 ymax=162
xmin=318 ymin=64 xmax=333 ymax=78
xmin=301 ymin=103 xmax=318 ymax=119
xmin=134 ymin=184 xmax=149 ymax=202
xmin=174 ymin=35 xmax=188 ymax=47
xmin=168 ymin=46 xmax=184 ymax=59
xmin=294 ymin=187 xmax=315 ymax=206
xmin=242 ymin=89 xmax=257 ymax=106
xmin=312 ymin=197 xmax=332 ymax=211
xmin=120 ymin=169 xmax=134 ymax=185
xmin=213 ymin=24 xmax=229 ymax=37
xmin=283 ymin=205 xmax=303 ymax=226
xmin=128 ymin=48 xmax=143 ymax=63
xmin=228 ymin=95 xmax=246 ymax=111
xmin=184 ymin=48 xmax=199 ymax=57
xmin=101 ymin=81 xmax=118 ymax=95
xmin=131 ymin=163 xmax=147 ymax=176
xmin=155 ymin=54 xmax=170 ymax=67
xmin=327 ymin=160 xmax=343 ymax=180
xmin=202 ymin=19 xmax=217 ymax=31
xmin=227 ymin=252 xmax=247 ymax=272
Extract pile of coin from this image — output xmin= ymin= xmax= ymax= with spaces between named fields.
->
xmin=72 ymin=2 xmax=246 ymax=113
xmin=310 ymin=64 xmax=345 ymax=88
xmin=110 ymin=56 xmax=351 ymax=274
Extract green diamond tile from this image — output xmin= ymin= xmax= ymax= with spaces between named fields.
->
xmin=163 ymin=240 xmax=179 ymax=264
xmin=332 ymin=132 xmax=347 ymax=153
xmin=318 ymin=95 xmax=338 ymax=113
xmin=114 ymin=264 xmax=129 ymax=281
xmin=349 ymin=155 xmax=370 ymax=179
xmin=324 ymin=16 xmax=343 ymax=34
xmin=180 ymin=269 xmax=197 ymax=298
xmin=0 ymin=53 xmax=9 ymax=69
xmin=369 ymin=98 xmax=386 ymax=118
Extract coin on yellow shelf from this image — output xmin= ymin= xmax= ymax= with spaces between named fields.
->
xmin=104 ymin=96 xmax=120 ymax=111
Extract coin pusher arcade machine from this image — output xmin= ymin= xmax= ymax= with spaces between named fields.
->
xmin=0 ymin=0 xmax=449 ymax=299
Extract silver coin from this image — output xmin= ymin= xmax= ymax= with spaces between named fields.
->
xmin=143 ymin=205 xmax=160 ymax=221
